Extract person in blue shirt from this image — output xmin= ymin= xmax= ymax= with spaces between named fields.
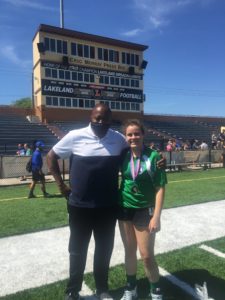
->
xmin=28 ymin=141 xmax=49 ymax=199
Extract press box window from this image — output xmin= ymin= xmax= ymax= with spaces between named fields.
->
xmin=62 ymin=41 xmax=67 ymax=54
xmin=44 ymin=37 xmax=50 ymax=51
xmin=90 ymin=74 xmax=94 ymax=82
xmin=115 ymin=102 xmax=120 ymax=110
xmin=131 ymin=103 xmax=136 ymax=110
xmin=90 ymin=46 xmax=95 ymax=59
xmin=60 ymin=98 xmax=65 ymax=107
xmin=72 ymin=98 xmax=78 ymax=107
xmin=46 ymin=96 xmax=52 ymax=105
xmin=78 ymin=72 xmax=83 ymax=81
xmin=84 ymin=74 xmax=89 ymax=82
xmin=50 ymin=39 xmax=56 ymax=52
xmin=71 ymin=43 xmax=77 ymax=56
xmin=45 ymin=68 xmax=51 ymax=77
xmin=79 ymin=99 xmax=84 ymax=107
xmin=121 ymin=102 xmax=126 ymax=110
xmin=72 ymin=72 xmax=77 ymax=81
xmin=65 ymin=71 xmax=70 ymax=80
xmin=126 ymin=103 xmax=130 ymax=110
xmin=98 ymin=48 xmax=103 ymax=60
xmin=66 ymin=99 xmax=71 ymax=107
xmin=57 ymin=40 xmax=62 ymax=53
xmin=52 ymin=97 xmax=58 ymax=106
xmin=78 ymin=44 xmax=83 ymax=57
xmin=52 ymin=69 xmax=57 ymax=78
xmin=110 ymin=77 xmax=115 ymax=85
xmin=84 ymin=45 xmax=89 ymax=58
xmin=59 ymin=70 xmax=65 ymax=79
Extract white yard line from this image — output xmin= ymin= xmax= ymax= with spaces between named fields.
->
xmin=0 ymin=200 xmax=225 ymax=297
xmin=159 ymin=267 xmax=198 ymax=299
xmin=199 ymin=244 xmax=225 ymax=259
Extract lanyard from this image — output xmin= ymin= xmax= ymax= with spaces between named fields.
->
xmin=130 ymin=152 xmax=141 ymax=181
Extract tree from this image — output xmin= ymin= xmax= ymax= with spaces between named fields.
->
xmin=11 ymin=97 xmax=32 ymax=108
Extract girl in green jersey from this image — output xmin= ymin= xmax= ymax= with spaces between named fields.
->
xmin=118 ymin=119 xmax=167 ymax=300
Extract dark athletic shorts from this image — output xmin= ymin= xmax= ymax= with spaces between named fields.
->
xmin=117 ymin=206 xmax=154 ymax=227
xmin=32 ymin=170 xmax=45 ymax=182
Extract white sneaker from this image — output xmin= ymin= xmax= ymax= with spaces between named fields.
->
xmin=97 ymin=292 xmax=114 ymax=300
xmin=150 ymin=289 xmax=163 ymax=300
xmin=120 ymin=287 xmax=137 ymax=300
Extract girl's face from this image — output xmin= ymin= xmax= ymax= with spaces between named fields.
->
xmin=125 ymin=125 xmax=144 ymax=150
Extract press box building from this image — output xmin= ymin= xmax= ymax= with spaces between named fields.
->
xmin=32 ymin=24 xmax=148 ymax=123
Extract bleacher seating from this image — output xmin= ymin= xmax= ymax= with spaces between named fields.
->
xmin=143 ymin=119 xmax=215 ymax=145
xmin=0 ymin=112 xmax=59 ymax=155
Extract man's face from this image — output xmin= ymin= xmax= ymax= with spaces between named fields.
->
xmin=90 ymin=105 xmax=112 ymax=125
xmin=90 ymin=105 xmax=112 ymax=138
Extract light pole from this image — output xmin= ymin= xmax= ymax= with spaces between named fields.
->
xmin=60 ymin=0 xmax=64 ymax=28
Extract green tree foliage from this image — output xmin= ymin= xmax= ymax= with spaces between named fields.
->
xmin=11 ymin=97 xmax=32 ymax=108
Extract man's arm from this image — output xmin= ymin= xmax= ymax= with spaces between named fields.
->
xmin=47 ymin=149 xmax=71 ymax=199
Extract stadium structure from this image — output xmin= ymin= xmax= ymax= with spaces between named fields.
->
xmin=1 ymin=24 xmax=225 ymax=155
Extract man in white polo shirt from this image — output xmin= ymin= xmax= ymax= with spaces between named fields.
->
xmin=47 ymin=103 xmax=128 ymax=300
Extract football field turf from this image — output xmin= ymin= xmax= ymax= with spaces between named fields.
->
xmin=0 ymin=168 xmax=225 ymax=299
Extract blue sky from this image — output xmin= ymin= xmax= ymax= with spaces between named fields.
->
xmin=0 ymin=0 xmax=224 ymax=117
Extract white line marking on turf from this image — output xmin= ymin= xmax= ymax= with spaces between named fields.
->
xmin=169 ymin=175 xmax=225 ymax=183
xmin=159 ymin=267 xmax=198 ymax=299
xmin=199 ymin=244 xmax=225 ymax=259
xmin=80 ymin=282 xmax=94 ymax=297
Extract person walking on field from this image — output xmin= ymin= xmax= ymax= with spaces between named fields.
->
xmin=28 ymin=141 xmax=49 ymax=199
xmin=118 ymin=119 xmax=167 ymax=300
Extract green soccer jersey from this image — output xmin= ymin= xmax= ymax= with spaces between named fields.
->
xmin=119 ymin=147 xmax=167 ymax=208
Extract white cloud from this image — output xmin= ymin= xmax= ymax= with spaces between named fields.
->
xmin=3 ymin=0 xmax=57 ymax=11
xmin=122 ymin=28 xmax=143 ymax=37
xmin=0 ymin=45 xmax=31 ymax=69
xmin=130 ymin=0 xmax=214 ymax=32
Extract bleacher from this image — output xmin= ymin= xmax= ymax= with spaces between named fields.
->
xmin=143 ymin=119 xmax=216 ymax=144
xmin=0 ymin=112 xmax=59 ymax=155
xmin=1 ymin=106 xmax=225 ymax=155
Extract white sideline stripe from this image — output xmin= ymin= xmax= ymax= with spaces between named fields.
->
xmin=80 ymin=283 xmax=94 ymax=297
xmin=0 ymin=196 xmax=28 ymax=202
xmin=159 ymin=267 xmax=198 ymax=299
xmin=0 ymin=193 xmax=61 ymax=202
xmin=199 ymin=244 xmax=225 ymax=259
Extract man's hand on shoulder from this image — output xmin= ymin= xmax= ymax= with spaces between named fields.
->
xmin=157 ymin=152 xmax=167 ymax=169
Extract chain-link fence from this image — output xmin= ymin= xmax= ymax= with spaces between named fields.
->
xmin=0 ymin=155 xmax=69 ymax=179
xmin=0 ymin=150 xmax=224 ymax=180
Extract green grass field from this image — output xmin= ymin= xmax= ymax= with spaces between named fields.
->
xmin=0 ymin=168 xmax=225 ymax=299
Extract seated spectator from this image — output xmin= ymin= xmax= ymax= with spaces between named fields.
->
xmin=211 ymin=132 xmax=218 ymax=149
xmin=192 ymin=140 xmax=200 ymax=150
xmin=24 ymin=143 xmax=32 ymax=156
xmin=200 ymin=141 xmax=208 ymax=150
xmin=182 ymin=141 xmax=191 ymax=151
xmin=16 ymin=143 xmax=25 ymax=156
xmin=166 ymin=139 xmax=173 ymax=152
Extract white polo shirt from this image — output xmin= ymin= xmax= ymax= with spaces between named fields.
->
xmin=53 ymin=124 xmax=128 ymax=208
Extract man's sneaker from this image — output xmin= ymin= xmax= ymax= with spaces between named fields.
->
xmin=120 ymin=287 xmax=137 ymax=300
xmin=65 ymin=292 xmax=83 ymax=300
xmin=28 ymin=193 xmax=36 ymax=199
xmin=150 ymin=288 xmax=163 ymax=300
xmin=96 ymin=292 xmax=114 ymax=300
xmin=43 ymin=192 xmax=50 ymax=198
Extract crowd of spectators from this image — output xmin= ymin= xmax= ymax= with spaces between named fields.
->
xmin=16 ymin=143 xmax=33 ymax=156
xmin=152 ymin=131 xmax=225 ymax=152
xmin=16 ymin=143 xmax=33 ymax=181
